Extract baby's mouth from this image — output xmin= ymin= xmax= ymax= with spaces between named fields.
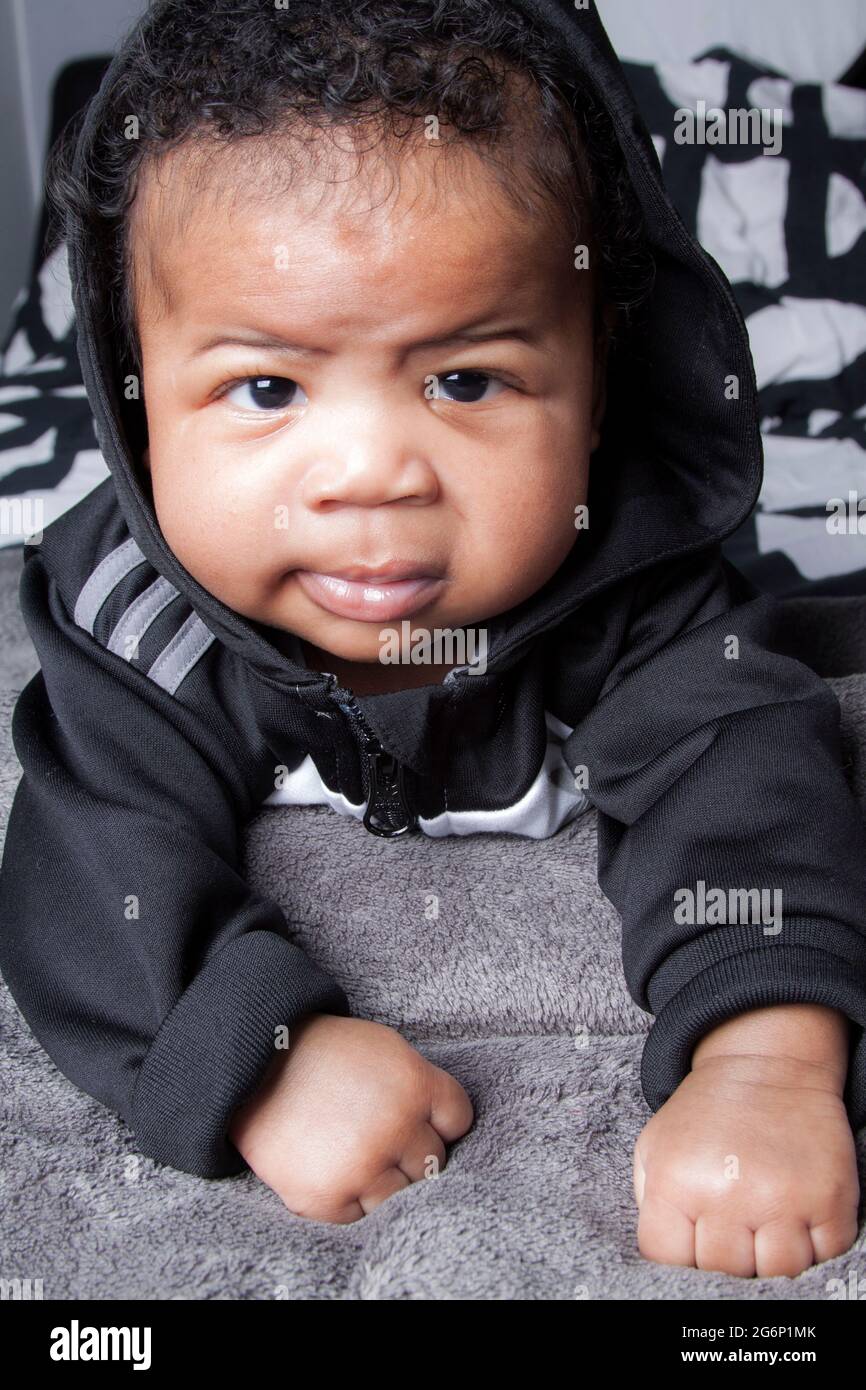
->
xmin=294 ymin=569 xmax=446 ymax=622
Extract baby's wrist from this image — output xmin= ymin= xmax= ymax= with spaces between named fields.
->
xmin=691 ymin=1002 xmax=850 ymax=1089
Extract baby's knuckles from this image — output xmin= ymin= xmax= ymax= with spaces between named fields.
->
xmin=229 ymin=1014 xmax=449 ymax=1220
xmin=633 ymin=1064 xmax=859 ymax=1276
xmin=282 ymin=1090 xmax=437 ymax=1223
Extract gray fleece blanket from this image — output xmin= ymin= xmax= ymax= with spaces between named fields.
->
xmin=1 ymin=544 xmax=865 ymax=1300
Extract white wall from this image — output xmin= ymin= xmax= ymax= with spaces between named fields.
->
xmin=0 ymin=0 xmax=146 ymax=342
xmin=0 ymin=0 xmax=32 ymax=341
xmin=15 ymin=0 xmax=147 ymax=206
xmin=596 ymin=0 xmax=866 ymax=84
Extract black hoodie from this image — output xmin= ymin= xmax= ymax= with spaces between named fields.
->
xmin=2 ymin=0 xmax=866 ymax=1179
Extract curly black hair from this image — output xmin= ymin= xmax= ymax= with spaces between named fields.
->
xmin=46 ymin=0 xmax=656 ymax=378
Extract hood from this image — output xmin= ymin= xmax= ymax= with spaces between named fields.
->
xmin=66 ymin=0 xmax=763 ymax=698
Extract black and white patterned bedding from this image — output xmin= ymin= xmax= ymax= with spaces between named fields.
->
xmin=1 ymin=47 xmax=864 ymax=595
xmin=628 ymin=47 xmax=866 ymax=595
xmin=0 ymin=241 xmax=108 ymax=546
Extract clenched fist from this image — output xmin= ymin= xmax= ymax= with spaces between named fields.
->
xmin=633 ymin=1052 xmax=860 ymax=1278
xmin=229 ymin=1013 xmax=474 ymax=1222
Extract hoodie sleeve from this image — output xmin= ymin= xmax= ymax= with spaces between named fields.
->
xmin=565 ymin=547 xmax=866 ymax=1130
xmin=0 ymin=542 xmax=351 ymax=1178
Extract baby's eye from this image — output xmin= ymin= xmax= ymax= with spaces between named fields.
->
xmin=435 ymin=371 xmax=507 ymax=404
xmin=223 ymin=376 xmax=307 ymax=411
xmin=220 ymin=370 xmax=508 ymax=412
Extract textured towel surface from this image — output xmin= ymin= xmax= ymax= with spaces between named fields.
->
xmin=1 ymin=546 xmax=864 ymax=1300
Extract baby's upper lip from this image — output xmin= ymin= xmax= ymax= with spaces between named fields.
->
xmin=301 ymin=563 xmax=445 ymax=582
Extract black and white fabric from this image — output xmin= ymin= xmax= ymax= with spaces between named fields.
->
xmin=625 ymin=47 xmax=866 ymax=595
xmin=0 ymin=241 xmax=106 ymax=545
xmin=0 ymin=46 xmax=864 ymax=594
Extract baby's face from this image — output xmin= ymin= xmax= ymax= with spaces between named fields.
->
xmin=135 ymin=135 xmax=606 ymax=689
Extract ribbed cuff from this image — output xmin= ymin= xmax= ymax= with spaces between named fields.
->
xmin=131 ymin=930 xmax=351 ymax=1177
xmin=641 ymin=944 xmax=866 ymax=1132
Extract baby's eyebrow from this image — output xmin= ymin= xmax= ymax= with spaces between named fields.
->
xmin=185 ymin=320 xmax=543 ymax=362
xmin=407 ymin=322 xmax=543 ymax=352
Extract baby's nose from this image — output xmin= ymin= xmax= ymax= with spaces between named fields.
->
xmin=300 ymin=438 xmax=439 ymax=510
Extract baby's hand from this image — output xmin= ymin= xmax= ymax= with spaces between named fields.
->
xmin=228 ymin=1013 xmax=474 ymax=1222
xmin=633 ymin=1053 xmax=861 ymax=1277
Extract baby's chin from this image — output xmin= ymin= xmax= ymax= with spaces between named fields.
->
xmin=277 ymin=622 xmax=444 ymax=668
xmin=256 ymin=611 xmax=477 ymax=681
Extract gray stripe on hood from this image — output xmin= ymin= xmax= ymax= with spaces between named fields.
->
xmin=147 ymin=611 xmax=216 ymax=694
xmin=106 ymin=575 xmax=181 ymax=659
xmin=73 ymin=536 xmax=146 ymax=634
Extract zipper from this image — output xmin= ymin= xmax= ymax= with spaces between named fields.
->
xmin=325 ymin=681 xmax=418 ymax=838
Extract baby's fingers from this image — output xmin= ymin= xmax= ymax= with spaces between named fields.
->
xmin=809 ymin=1210 xmax=861 ymax=1266
xmin=694 ymin=1215 xmax=756 ymax=1277
xmin=751 ymin=1220 xmax=814 ymax=1278
xmin=399 ymin=1121 xmax=447 ymax=1183
xmin=636 ymin=1192 xmax=695 ymax=1268
xmin=358 ymin=1167 xmax=412 ymax=1216
xmin=428 ymin=1064 xmax=475 ymax=1143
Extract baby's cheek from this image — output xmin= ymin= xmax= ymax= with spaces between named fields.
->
xmin=149 ymin=476 xmax=255 ymax=604
xmin=462 ymin=521 xmax=557 ymax=619
xmin=504 ymin=471 xmax=581 ymax=570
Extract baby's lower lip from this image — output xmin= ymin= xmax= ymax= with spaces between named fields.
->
xmin=295 ymin=570 xmax=446 ymax=621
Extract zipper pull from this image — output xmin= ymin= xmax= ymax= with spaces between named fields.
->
xmin=326 ymin=681 xmax=419 ymax=837
xmin=363 ymin=750 xmax=417 ymax=837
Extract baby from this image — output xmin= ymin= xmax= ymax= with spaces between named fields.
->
xmin=2 ymin=0 xmax=864 ymax=1282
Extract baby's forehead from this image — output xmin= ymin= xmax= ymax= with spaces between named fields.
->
xmin=130 ymin=131 xmax=578 ymax=323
